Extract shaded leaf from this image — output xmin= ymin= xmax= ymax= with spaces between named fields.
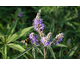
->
xmin=65 ymin=45 xmax=79 ymax=59
xmin=48 ymin=46 xmax=56 ymax=59
xmin=15 ymin=47 xmax=32 ymax=59
xmin=7 ymin=21 xmax=17 ymax=41
xmin=66 ymin=22 xmax=76 ymax=29
xmin=35 ymin=47 xmax=43 ymax=56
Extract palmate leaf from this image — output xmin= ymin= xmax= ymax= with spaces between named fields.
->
xmin=7 ymin=26 xmax=33 ymax=43
xmin=15 ymin=47 xmax=32 ymax=59
xmin=48 ymin=46 xmax=56 ymax=59
xmin=7 ymin=21 xmax=17 ymax=41
xmin=7 ymin=43 xmax=31 ymax=57
xmin=65 ymin=45 xmax=79 ymax=59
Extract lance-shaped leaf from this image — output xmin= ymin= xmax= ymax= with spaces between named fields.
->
xmin=35 ymin=46 xmax=43 ymax=56
xmin=7 ymin=43 xmax=31 ymax=56
xmin=7 ymin=26 xmax=33 ymax=43
xmin=48 ymin=46 xmax=56 ymax=59
xmin=15 ymin=47 xmax=32 ymax=59
xmin=32 ymin=47 xmax=35 ymax=59
xmin=7 ymin=21 xmax=17 ymax=41
xmin=65 ymin=45 xmax=79 ymax=59
xmin=56 ymin=44 xmax=67 ymax=47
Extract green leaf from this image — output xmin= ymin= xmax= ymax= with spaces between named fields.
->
xmin=56 ymin=44 xmax=67 ymax=47
xmin=73 ymin=22 xmax=80 ymax=26
xmin=0 ymin=42 xmax=4 ymax=44
xmin=2 ymin=46 xmax=7 ymax=59
xmin=15 ymin=47 xmax=32 ymax=59
xmin=7 ymin=43 xmax=25 ymax=52
xmin=7 ymin=21 xmax=17 ymax=41
xmin=48 ymin=46 xmax=56 ymax=59
xmin=66 ymin=22 xmax=76 ymax=30
xmin=59 ymin=47 xmax=63 ymax=59
xmin=65 ymin=45 xmax=79 ymax=59
xmin=5 ymin=45 xmax=7 ymax=59
xmin=7 ymin=26 xmax=33 ymax=43
xmin=32 ymin=47 xmax=35 ymax=59
xmin=0 ymin=33 xmax=4 ymax=38
xmin=7 ymin=43 xmax=32 ymax=57
xmin=35 ymin=47 xmax=43 ymax=56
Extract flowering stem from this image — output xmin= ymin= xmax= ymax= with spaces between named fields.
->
xmin=44 ymin=48 xmax=46 ymax=59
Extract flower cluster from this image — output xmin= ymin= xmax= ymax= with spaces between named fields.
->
xmin=33 ymin=9 xmax=44 ymax=34
xmin=29 ymin=9 xmax=64 ymax=46
xmin=29 ymin=33 xmax=39 ymax=45
xmin=41 ymin=32 xmax=51 ymax=46
xmin=18 ymin=8 xmax=23 ymax=17
xmin=54 ymin=33 xmax=64 ymax=44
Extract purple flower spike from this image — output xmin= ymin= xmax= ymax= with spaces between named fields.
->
xmin=33 ymin=18 xmax=44 ymax=32
xmin=41 ymin=36 xmax=50 ymax=46
xmin=29 ymin=33 xmax=39 ymax=45
xmin=18 ymin=11 xmax=23 ymax=17
xmin=55 ymin=33 xmax=64 ymax=44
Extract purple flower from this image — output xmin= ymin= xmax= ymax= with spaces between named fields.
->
xmin=41 ymin=36 xmax=51 ymax=46
xmin=33 ymin=18 xmax=44 ymax=32
xmin=18 ymin=11 xmax=23 ymax=17
xmin=29 ymin=33 xmax=39 ymax=45
xmin=55 ymin=33 xmax=64 ymax=44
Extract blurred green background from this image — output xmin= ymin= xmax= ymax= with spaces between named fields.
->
xmin=0 ymin=6 xmax=80 ymax=59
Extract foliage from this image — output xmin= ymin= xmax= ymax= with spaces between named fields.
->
xmin=0 ymin=6 xmax=80 ymax=59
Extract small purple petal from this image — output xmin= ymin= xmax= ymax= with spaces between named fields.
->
xmin=29 ymin=33 xmax=39 ymax=45
xmin=59 ymin=38 xmax=62 ymax=42
xmin=18 ymin=14 xmax=23 ymax=17
xmin=56 ymin=41 xmax=59 ymax=44
xmin=18 ymin=10 xmax=23 ymax=17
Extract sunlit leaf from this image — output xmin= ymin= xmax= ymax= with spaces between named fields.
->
xmin=56 ymin=44 xmax=67 ymax=47
xmin=7 ymin=43 xmax=25 ymax=52
xmin=32 ymin=47 xmax=35 ymax=59
xmin=7 ymin=43 xmax=32 ymax=57
xmin=7 ymin=26 xmax=33 ymax=43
